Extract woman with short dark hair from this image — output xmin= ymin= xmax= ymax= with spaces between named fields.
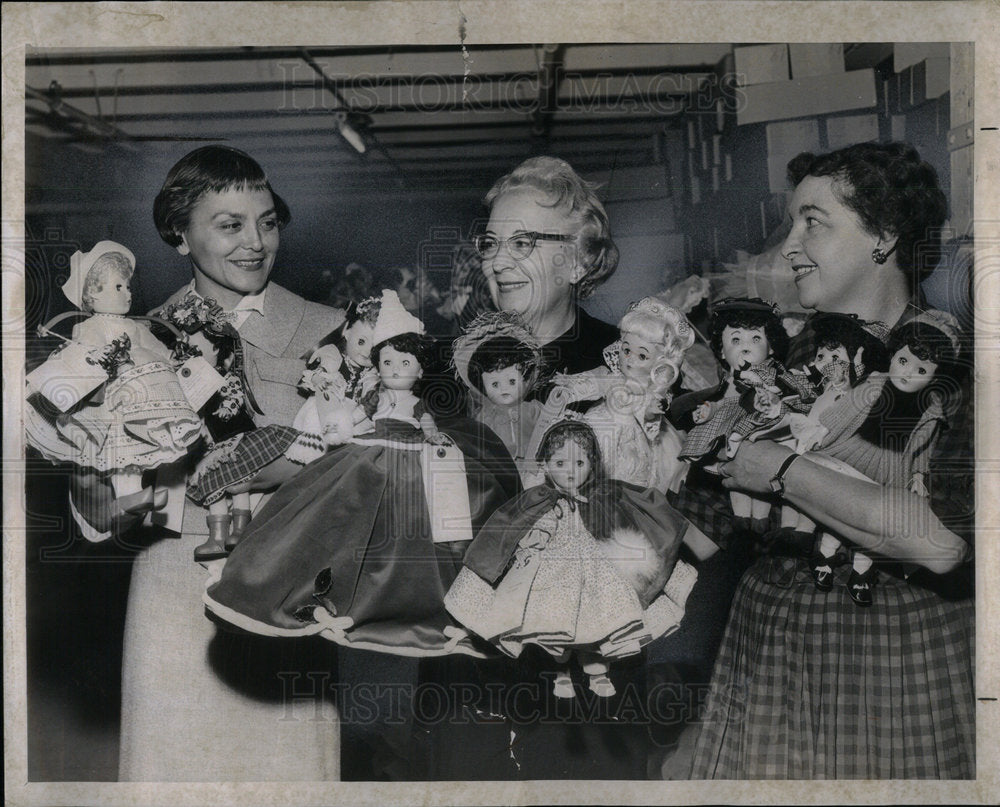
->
xmin=689 ymin=141 xmax=974 ymax=779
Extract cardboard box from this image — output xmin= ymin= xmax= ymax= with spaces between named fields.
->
xmin=950 ymin=42 xmax=974 ymax=126
xmin=949 ymin=144 xmax=973 ymax=237
xmin=901 ymin=57 xmax=951 ymax=108
xmin=765 ymin=119 xmax=821 ymax=155
xmin=825 ymin=114 xmax=880 ymax=150
xmin=894 ymin=42 xmax=950 ymax=73
xmin=734 ymin=44 xmax=789 ymax=86
xmin=736 ymin=69 xmax=878 ymax=125
xmin=788 ymin=44 xmax=844 ymax=78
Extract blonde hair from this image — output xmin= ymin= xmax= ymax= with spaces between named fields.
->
xmin=81 ymin=252 xmax=134 ymax=313
xmin=618 ymin=296 xmax=695 ymax=396
xmin=485 ymin=156 xmax=619 ymax=298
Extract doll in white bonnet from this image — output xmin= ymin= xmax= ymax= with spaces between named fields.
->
xmin=25 ymin=241 xmax=201 ymax=514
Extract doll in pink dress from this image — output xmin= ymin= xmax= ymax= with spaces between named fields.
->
xmin=451 ymin=311 xmax=544 ymax=484
xmin=445 ymin=420 xmax=697 ymax=698
xmin=25 ymin=241 xmax=201 ymax=515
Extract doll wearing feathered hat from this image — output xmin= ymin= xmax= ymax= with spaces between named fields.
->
xmin=202 ymin=289 xmax=511 ymax=657
xmin=25 ymin=241 xmax=201 ymax=514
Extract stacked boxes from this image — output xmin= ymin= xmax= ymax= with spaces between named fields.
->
xmin=679 ymin=42 xmax=967 ymax=268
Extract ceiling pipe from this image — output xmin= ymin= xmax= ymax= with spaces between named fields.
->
xmin=26 ymin=82 xmax=133 ymax=141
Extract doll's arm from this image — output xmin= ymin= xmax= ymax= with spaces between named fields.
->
xmin=420 ymin=411 xmax=454 ymax=445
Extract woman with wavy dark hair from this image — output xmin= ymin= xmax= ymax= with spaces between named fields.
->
xmin=689 ymin=142 xmax=974 ymax=779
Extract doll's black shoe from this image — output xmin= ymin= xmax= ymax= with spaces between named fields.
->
xmin=750 ymin=517 xmax=770 ymax=536
xmin=226 ymin=508 xmax=252 ymax=551
xmin=195 ymin=515 xmax=230 ymax=562
xmin=732 ymin=516 xmax=752 ymax=535
xmin=847 ymin=567 xmax=876 ymax=606
xmin=810 ymin=551 xmax=836 ymax=591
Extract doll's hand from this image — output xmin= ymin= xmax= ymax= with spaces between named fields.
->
xmin=423 ymin=429 xmax=454 ymax=446
xmin=908 ymin=473 xmax=929 ymax=498
xmin=789 ymin=417 xmax=826 ymax=453
xmin=692 ymin=401 xmax=714 ymax=424
xmin=321 ymin=409 xmax=355 ymax=446
xmin=753 ymin=386 xmax=782 ymax=419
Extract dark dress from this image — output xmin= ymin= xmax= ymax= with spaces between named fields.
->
xmin=205 ymin=414 xmax=518 ymax=657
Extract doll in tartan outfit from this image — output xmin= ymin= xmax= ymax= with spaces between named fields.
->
xmin=671 ymin=298 xmax=814 ymax=535
xmin=182 ymin=293 xmax=382 ymax=560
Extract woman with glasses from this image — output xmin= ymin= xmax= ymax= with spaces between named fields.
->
xmin=473 ymin=156 xmax=621 ymax=376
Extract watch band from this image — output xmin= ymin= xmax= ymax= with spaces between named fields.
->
xmin=769 ymin=452 xmax=801 ymax=494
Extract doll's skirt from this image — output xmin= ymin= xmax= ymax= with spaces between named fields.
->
xmin=29 ymin=361 xmax=201 ymax=472
xmin=445 ymin=505 xmax=667 ymax=660
xmin=204 ymin=418 xmax=514 ymax=657
xmin=678 ymin=396 xmax=745 ymax=461
xmin=186 ymin=425 xmax=305 ymax=505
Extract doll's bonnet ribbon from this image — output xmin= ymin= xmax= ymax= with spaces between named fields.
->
xmin=63 ymin=241 xmax=136 ymax=309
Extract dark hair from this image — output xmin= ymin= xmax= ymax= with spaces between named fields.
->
xmin=467 ymin=335 xmax=538 ymax=393
xmin=484 ymin=156 xmax=619 ymax=299
xmin=786 ymin=142 xmax=948 ymax=285
xmin=811 ymin=313 xmax=891 ymax=384
xmin=153 ymin=146 xmax=291 ymax=247
xmin=888 ymin=320 xmax=957 ymax=370
xmin=536 ymin=420 xmax=603 ymax=474
xmin=371 ymin=332 xmax=433 ymax=370
xmin=709 ymin=298 xmax=788 ymax=367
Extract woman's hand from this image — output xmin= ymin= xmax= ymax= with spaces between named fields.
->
xmin=717 ymin=439 xmax=790 ymax=495
xmin=719 ymin=440 xmax=969 ymax=573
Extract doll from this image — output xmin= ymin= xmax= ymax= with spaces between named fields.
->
xmin=798 ymin=311 xmax=960 ymax=605
xmin=451 ymin=311 xmax=544 ymax=482
xmin=202 ymin=290 xmax=511 ymax=657
xmin=757 ymin=313 xmax=891 ymax=555
xmin=182 ymin=294 xmax=382 ymax=560
xmin=445 ymin=420 xmax=697 ymax=698
xmin=671 ymin=297 xmax=814 ymax=535
xmin=25 ymin=241 xmax=201 ymax=514
xmin=548 ymin=296 xmax=695 ymax=494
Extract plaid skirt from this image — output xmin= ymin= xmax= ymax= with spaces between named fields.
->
xmin=690 ymin=555 xmax=975 ymax=779
xmin=187 ymin=425 xmax=302 ymax=505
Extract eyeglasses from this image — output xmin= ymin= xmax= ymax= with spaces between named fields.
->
xmin=472 ymin=231 xmax=575 ymax=260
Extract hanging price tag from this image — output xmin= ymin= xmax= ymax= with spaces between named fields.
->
xmin=176 ymin=355 xmax=226 ymax=411
xmin=421 ymin=442 xmax=473 ymax=544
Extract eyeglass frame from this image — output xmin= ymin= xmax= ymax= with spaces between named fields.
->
xmin=472 ymin=230 xmax=576 ymax=260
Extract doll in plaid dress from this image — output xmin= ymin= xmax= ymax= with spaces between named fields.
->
xmin=672 ymin=298 xmax=814 ymax=535
xmin=184 ymin=294 xmax=381 ymax=559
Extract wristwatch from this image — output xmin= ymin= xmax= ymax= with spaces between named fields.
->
xmin=769 ymin=452 xmax=801 ymax=494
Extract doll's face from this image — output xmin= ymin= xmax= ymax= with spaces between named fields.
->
xmin=343 ymin=321 xmax=375 ymax=367
xmin=88 ymin=267 xmax=132 ymax=315
xmin=720 ymin=325 xmax=770 ymax=369
xmin=481 ymin=365 xmax=527 ymax=407
xmin=814 ymin=344 xmax=849 ymax=369
xmin=542 ymin=438 xmax=592 ymax=495
xmin=888 ymin=345 xmax=937 ymax=393
xmin=378 ymin=345 xmax=422 ymax=391
xmin=618 ymin=330 xmax=662 ymax=385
